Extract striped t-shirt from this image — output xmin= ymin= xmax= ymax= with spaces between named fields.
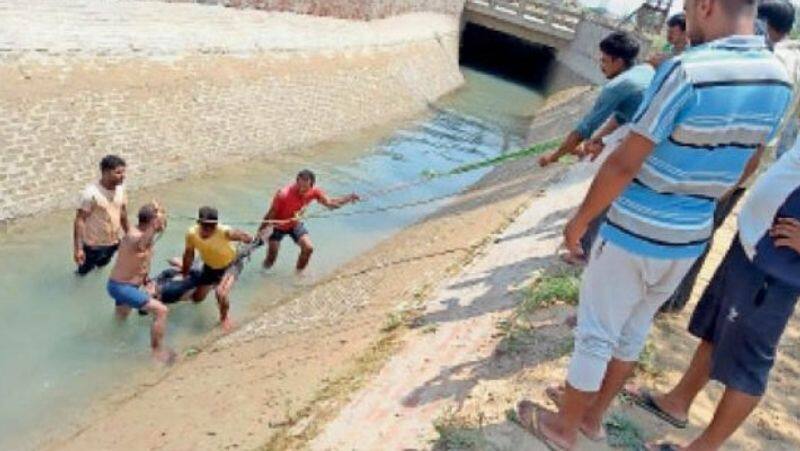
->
xmin=600 ymin=35 xmax=793 ymax=259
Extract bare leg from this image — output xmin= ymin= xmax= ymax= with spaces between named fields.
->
xmin=684 ymin=388 xmax=760 ymax=451
xmin=647 ymin=340 xmax=713 ymax=422
xmin=115 ymin=305 xmax=131 ymax=320
xmin=582 ymin=358 xmax=635 ymax=437
xmin=537 ymin=383 xmax=597 ymax=449
xmin=263 ymin=240 xmax=280 ymax=269
xmin=192 ymin=284 xmax=213 ymax=303
xmin=215 ymin=273 xmax=235 ymax=332
xmin=144 ymin=299 xmax=174 ymax=364
xmin=296 ymin=234 xmax=314 ymax=272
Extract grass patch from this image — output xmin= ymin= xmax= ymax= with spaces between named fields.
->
xmin=636 ymin=340 xmax=661 ymax=377
xmin=605 ymin=412 xmax=647 ymax=451
xmin=519 ymin=270 xmax=580 ymax=314
xmin=432 ymin=415 xmax=488 ymax=451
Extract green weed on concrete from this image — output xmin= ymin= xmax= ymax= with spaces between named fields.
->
xmin=519 ymin=270 xmax=580 ymax=314
xmin=605 ymin=412 xmax=647 ymax=451
xmin=432 ymin=419 xmax=489 ymax=451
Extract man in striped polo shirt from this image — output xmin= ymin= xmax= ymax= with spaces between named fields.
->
xmin=516 ymin=0 xmax=793 ymax=449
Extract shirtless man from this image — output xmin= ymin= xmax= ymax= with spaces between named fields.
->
xmin=258 ymin=169 xmax=359 ymax=272
xmin=106 ymin=202 xmax=174 ymax=364
xmin=74 ymin=155 xmax=129 ymax=275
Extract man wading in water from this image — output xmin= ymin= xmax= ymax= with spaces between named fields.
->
xmin=258 ymin=169 xmax=359 ymax=273
xmin=106 ymin=202 xmax=174 ymax=364
xmin=182 ymin=206 xmax=253 ymax=332
xmin=73 ymin=155 xmax=129 ymax=275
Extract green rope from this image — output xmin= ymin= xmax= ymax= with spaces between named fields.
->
xmin=424 ymin=138 xmax=562 ymax=178
xmin=166 ymin=139 xmax=562 ymax=226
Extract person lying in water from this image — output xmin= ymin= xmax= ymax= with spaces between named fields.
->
xmin=182 ymin=206 xmax=253 ymax=332
xmin=106 ymin=201 xmax=175 ymax=364
xmin=258 ymin=169 xmax=359 ymax=273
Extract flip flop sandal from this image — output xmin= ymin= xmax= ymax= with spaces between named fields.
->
xmin=543 ymin=386 xmax=606 ymax=442
xmin=516 ymin=400 xmax=571 ymax=451
xmin=621 ymin=388 xmax=688 ymax=429
xmin=648 ymin=442 xmax=682 ymax=451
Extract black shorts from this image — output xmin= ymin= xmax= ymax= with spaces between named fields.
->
xmin=688 ymin=236 xmax=800 ymax=396
xmin=269 ymin=223 xmax=309 ymax=244
xmin=76 ymin=243 xmax=119 ymax=276
xmin=198 ymin=264 xmax=228 ymax=286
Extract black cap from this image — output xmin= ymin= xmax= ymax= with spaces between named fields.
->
xmin=198 ymin=206 xmax=218 ymax=224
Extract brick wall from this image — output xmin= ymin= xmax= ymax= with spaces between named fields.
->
xmin=158 ymin=0 xmax=465 ymax=20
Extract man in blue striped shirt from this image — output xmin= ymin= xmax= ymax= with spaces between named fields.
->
xmin=516 ymin=1 xmax=793 ymax=449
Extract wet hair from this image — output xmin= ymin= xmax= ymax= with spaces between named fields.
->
xmin=297 ymin=169 xmax=316 ymax=186
xmin=758 ymin=0 xmax=796 ymax=35
xmin=197 ymin=206 xmax=219 ymax=224
xmin=667 ymin=12 xmax=686 ymax=31
xmin=599 ymin=32 xmax=640 ymax=67
xmin=100 ymin=154 xmax=126 ymax=172
xmin=138 ymin=203 xmax=158 ymax=225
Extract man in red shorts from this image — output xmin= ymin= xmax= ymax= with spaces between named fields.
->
xmin=258 ymin=169 xmax=359 ymax=272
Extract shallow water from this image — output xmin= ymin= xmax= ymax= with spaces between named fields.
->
xmin=0 ymin=68 xmax=543 ymax=449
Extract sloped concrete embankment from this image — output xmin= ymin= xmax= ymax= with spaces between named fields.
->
xmin=0 ymin=1 xmax=463 ymax=220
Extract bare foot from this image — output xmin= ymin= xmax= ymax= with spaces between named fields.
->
xmin=167 ymin=257 xmax=182 ymax=268
xmin=560 ymin=252 xmax=586 ymax=267
xmin=220 ymin=318 xmax=235 ymax=333
xmin=262 ymin=259 xmax=273 ymax=270
xmin=152 ymin=347 xmax=177 ymax=366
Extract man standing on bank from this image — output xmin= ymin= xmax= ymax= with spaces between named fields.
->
xmin=73 ymin=155 xmax=129 ymax=276
xmin=516 ymin=0 xmax=793 ymax=449
xmin=258 ymin=169 xmax=359 ymax=273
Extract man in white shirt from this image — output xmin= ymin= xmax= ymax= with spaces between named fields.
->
xmin=73 ymin=155 xmax=129 ymax=275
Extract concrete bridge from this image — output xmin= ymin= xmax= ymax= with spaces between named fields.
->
xmin=463 ymin=0 xmax=648 ymax=84
xmin=464 ymin=0 xmax=582 ymax=50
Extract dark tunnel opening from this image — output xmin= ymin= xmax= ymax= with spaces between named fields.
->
xmin=459 ymin=22 xmax=557 ymax=90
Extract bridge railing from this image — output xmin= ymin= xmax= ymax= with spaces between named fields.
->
xmin=468 ymin=0 xmax=584 ymax=34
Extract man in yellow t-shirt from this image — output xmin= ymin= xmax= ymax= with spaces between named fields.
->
xmin=182 ymin=206 xmax=252 ymax=332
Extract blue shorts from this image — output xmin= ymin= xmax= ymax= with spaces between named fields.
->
xmin=688 ymin=237 xmax=800 ymax=396
xmin=269 ymin=223 xmax=309 ymax=244
xmin=107 ymin=279 xmax=150 ymax=310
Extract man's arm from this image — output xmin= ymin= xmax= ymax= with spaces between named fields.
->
xmin=227 ymin=229 xmax=254 ymax=243
xmin=136 ymin=217 xmax=164 ymax=252
xmin=564 ymin=132 xmax=655 ymax=255
xmin=182 ymin=243 xmax=195 ymax=277
xmin=318 ymin=192 xmax=359 ymax=210
xmin=538 ymin=131 xmax=584 ymax=167
xmin=73 ymin=210 xmax=89 ymax=265
xmin=582 ymin=117 xmax=621 ymax=161
xmin=120 ymin=203 xmax=130 ymax=234
xmin=539 ymin=84 xmax=623 ymax=167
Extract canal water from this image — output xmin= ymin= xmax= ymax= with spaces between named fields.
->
xmin=0 ymin=68 xmax=545 ymax=449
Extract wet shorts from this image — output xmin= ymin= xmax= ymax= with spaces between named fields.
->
xmin=689 ymin=236 xmax=800 ymax=396
xmin=77 ymin=243 xmax=119 ymax=276
xmin=107 ymin=279 xmax=150 ymax=310
xmin=155 ymin=266 xmax=202 ymax=304
xmin=198 ymin=264 xmax=228 ymax=286
xmin=269 ymin=223 xmax=309 ymax=244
